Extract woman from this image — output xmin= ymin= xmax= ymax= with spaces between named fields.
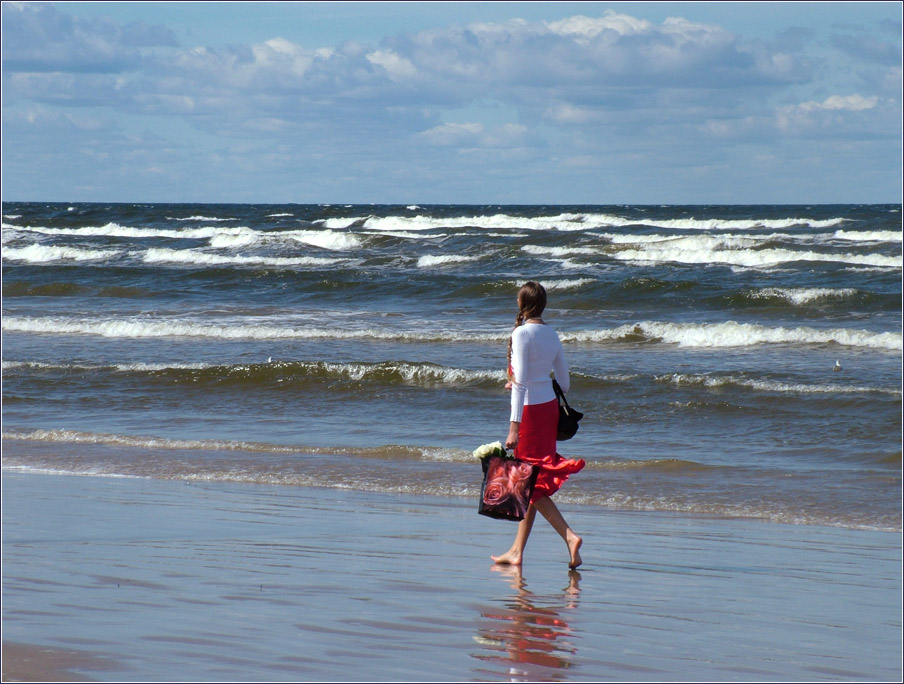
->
xmin=492 ymin=281 xmax=585 ymax=569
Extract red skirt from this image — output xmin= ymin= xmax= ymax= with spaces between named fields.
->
xmin=514 ymin=399 xmax=585 ymax=503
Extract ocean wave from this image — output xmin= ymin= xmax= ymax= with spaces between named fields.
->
xmin=142 ymin=247 xmax=348 ymax=268
xmin=4 ymin=315 xmax=899 ymax=350
xmin=318 ymin=212 xmax=849 ymax=233
xmin=416 ymin=254 xmax=480 ymax=267
xmin=208 ymin=233 xmax=258 ymax=249
xmin=537 ymin=278 xmax=596 ymax=290
xmin=521 ymin=245 xmax=599 ymax=257
xmin=833 ymin=229 xmax=903 ymax=242
xmin=8 ymin=222 xmax=257 ymax=241
xmin=320 ymin=213 xmax=594 ymax=232
xmin=655 ymin=372 xmax=901 ymax=396
xmin=0 ymin=316 xmax=502 ymax=342
xmin=284 ymin=229 xmax=362 ymax=251
xmin=559 ymin=490 xmax=899 ymax=532
xmin=563 ymin=321 xmax=903 ymax=351
xmin=0 ymin=429 xmax=469 ymax=463
xmin=170 ymin=215 xmax=238 ymax=222
xmin=1 ymin=359 xmax=506 ymax=388
xmin=606 ymin=235 xmax=900 ymax=269
xmin=2 ymin=244 xmax=122 ymax=263
xmin=3 ymin=432 xmax=897 ymax=532
xmin=595 ymin=215 xmax=847 ymax=231
xmin=361 ymin=229 xmax=447 ymax=240
xmin=741 ymin=287 xmax=858 ymax=306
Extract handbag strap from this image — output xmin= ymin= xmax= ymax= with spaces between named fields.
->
xmin=552 ymin=379 xmax=573 ymax=413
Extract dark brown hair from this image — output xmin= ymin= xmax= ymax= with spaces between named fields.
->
xmin=507 ymin=281 xmax=547 ymax=374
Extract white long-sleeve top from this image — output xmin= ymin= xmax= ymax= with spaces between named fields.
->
xmin=509 ymin=322 xmax=569 ymax=423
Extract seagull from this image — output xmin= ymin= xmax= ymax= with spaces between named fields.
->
xmin=833 ymin=360 xmax=842 ymax=372
xmin=267 ymin=357 xmax=273 ymax=364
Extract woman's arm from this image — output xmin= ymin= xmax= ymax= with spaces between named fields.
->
xmin=509 ymin=328 xmax=528 ymax=423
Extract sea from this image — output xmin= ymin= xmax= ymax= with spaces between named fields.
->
xmin=2 ymin=203 xmax=901 ymax=533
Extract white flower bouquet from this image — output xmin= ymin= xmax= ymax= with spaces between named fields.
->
xmin=472 ymin=441 xmax=507 ymax=460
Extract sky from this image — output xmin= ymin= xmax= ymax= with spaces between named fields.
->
xmin=1 ymin=1 xmax=901 ymax=205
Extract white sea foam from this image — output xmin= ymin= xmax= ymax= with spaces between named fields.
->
xmin=750 ymin=287 xmax=858 ymax=305
xmin=416 ymin=254 xmax=479 ymax=267
xmin=170 ymin=215 xmax=237 ymax=222
xmin=521 ymin=245 xmax=598 ymax=256
xmin=1 ymin=360 xmax=211 ymax=372
xmin=832 ymin=229 xmax=903 ymax=243
xmin=2 ymin=244 xmax=122 ymax=263
xmin=656 ymin=373 xmax=901 ymax=396
xmin=142 ymin=247 xmax=345 ymax=268
xmin=538 ymin=278 xmax=596 ymax=290
xmin=10 ymin=222 xmax=259 ymax=241
xmin=267 ymin=213 xmax=293 ymax=218
xmin=362 ymin=230 xmax=446 ymax=240
xmin=607 ymin=234 xmax=901 ymax=269
xmin=1 ymin=359 xmax=505 ymax=385
xmin=0 ymin=316 xmax=498 ymax=342
xmin=587 ymin=214 xmax=847 ymax=231
xmin=562 ymin=320 xmax=902 ymax=350
xmin=5 ymin=315 xmax=898 ymax=351
xmin=601 ymin=232 xmax=788 ymax=245
xmin=208 ymin=233 xmax=258 ymax=248
xmin=3 ymin=215 xmax=22 ymax=220
xmin=318 ymin=212 xmax=850 ymax=233
xmin=0 ymin=429 xmax=296 ymax=454
xmin=285 ymin=229 xmax=362 ymax=250
xmin=322 ymin=213 xmax=592 ymax=232
xmin=315 ymin=361 xmax=503 ymax=384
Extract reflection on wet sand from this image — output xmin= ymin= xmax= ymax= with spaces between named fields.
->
xmin=472 ymin=566 xmax=582 ymax=682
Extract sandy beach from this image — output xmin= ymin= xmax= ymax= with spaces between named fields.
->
xmin=1 ymin=469 xmax=900 ymax=682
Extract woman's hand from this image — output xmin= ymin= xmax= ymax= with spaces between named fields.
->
xmin=505 ymin=422 xmax=520 ymax=451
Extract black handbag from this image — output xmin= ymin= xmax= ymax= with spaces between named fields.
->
xmin=478 ymin=453 xmax=539 ymax=521
xmin=553 ymin=379 xmax=583 ymax=440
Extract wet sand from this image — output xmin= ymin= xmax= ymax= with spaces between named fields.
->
xmin=1 ymin=470 xmax=901 ymax=682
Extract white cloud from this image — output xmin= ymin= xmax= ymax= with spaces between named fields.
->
xmin=546 ymin=12 xmax=652 ymax=41
xmin=776 ymin=94 xmax=884 ymax=133
xmin=416 ymin=122 xmax=484 ymax=146
xmin=543 ymin=104 xmax=601 ymax=125
xmin=414 ymin=121 xmax=529 ymax=149
xmin=799 ymin=94 xmax=880 ymax=112
xmin=366 ymin=49 xmax=418 ymax=82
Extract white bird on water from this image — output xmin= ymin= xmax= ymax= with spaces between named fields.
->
xmin=833 ymin=360 xmax=842 ymax=372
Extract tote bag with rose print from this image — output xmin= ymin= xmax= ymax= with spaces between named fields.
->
xmin=478 ymin=454 xmax=540 ymax=521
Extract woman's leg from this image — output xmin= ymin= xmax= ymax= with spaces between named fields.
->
xmin=534 ymin=496 xmax=583 ymax=568
xmin=491 ymin=503 xmax=537 ymax=565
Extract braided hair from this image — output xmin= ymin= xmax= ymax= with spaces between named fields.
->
xmin=507 ymin=281 xmax=547 ymax=376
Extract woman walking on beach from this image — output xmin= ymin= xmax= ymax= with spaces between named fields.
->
xmin=493 ymin=281 xmax=586 ymax=569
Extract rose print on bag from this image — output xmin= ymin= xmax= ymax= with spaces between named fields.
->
xmin=478 ymin=453 xmax=539 ymax=521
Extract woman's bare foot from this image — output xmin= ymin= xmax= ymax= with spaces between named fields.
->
xmin=491 ymin=549 xmax=523 ymax=565
xmin=567 ymin=533 xmax=583 ymax=569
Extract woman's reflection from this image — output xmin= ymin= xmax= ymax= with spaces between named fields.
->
xmin=472 ymin=566 xmax=582 ymax=681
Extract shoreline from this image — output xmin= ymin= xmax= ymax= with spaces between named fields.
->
xmin=2 ymin=470 xmax=902 ymax=681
